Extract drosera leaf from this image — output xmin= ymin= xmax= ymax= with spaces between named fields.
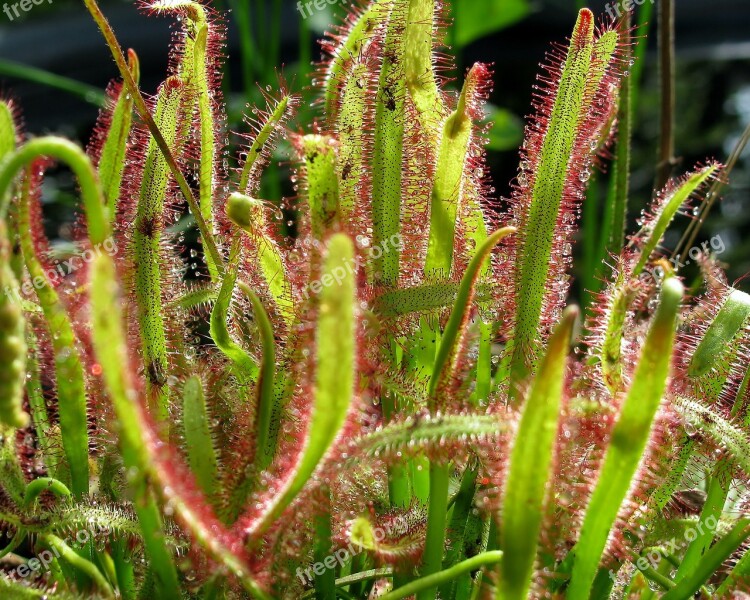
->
xmin=508 ymin=11 xmax=620 ymax=395
xmin=90 ymin=252 xmax=270 ymax=600
xmin=335 ymin=59 xmax=371 ymax=218
xmin=238 ymin=94 xmax=293 ymax=195
xmin=567 ymin=277 xmax=684 ymax=598
xmin=380 ymin=551 xmax=503 ymax=600
xmin=209 ymin=237 xmax=259 ymax=383
xmin=0 ymin=136 xmax=111 ymax=499
xmin=662 ymin=519 xmax=750 ymax=600
xmin=192 ymin=24 xmax=220 ymax=280
xmin=0 ymin=221 xmax=27 ymax=430
xmin=237 ymin=281 xmax=278 ymax=474
xmin=39 ymin=533 xmax=115 ymax=598
xmin=372 ymin=281 xmax=495 ymax=318
xmin=167 ymin=283 xmax=218 ymax=311
xmin=429 ymin=226 xmax=516 ymax=408
xmin=132 ymin=76 xmax=190 ymax=420
xmin=96 ymin=48 xmax=139 ymax=220
xmin=301 ymin=134 xmax=340 ymax=240
xmin=371 ymin=0 xmax=408 ymax=284
xmin=226 ymin=192 xmax=294 ymax=324
xmin=424 ymin=63 xmax=489 ymax=278
xmin=419 ymin=227 xmax=514 ymax=600
xmin=323 ymin=0 xmax=384 ymax=122
xmin=687 ymin=288 xmax=750 ymax=378
xmin=243 ymin=233 xmax=356 ymax=541
xmin=0 ymin=137 xmax=110 ymax=244
xmin=182 ymin=375 xmax=219 ymax=499
xmin=0 ymin=422 xmax=26 ymax=506
xmin=404 ymin=0 xmax=448 ymax=140
xmin=631 ymin=163 xmax=721 ymax=277
xmin=345 ymin=413 xmax=508 ymax=464
xmin=17 ymin=170 xmax=88 ymax=498
xmin=0 ymin=99 xmax=18 ymax=160
xmin=498 ymin=306 xmax=577 ymax=600
xmin=675 ymin=398 xmax=750 ymax=475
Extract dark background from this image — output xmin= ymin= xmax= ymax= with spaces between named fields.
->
xmin=1 ymin=0 xmax=749 ymax=295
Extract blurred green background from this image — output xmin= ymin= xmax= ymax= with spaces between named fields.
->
xmin=0 ymin=0 xmax=749 ymax=301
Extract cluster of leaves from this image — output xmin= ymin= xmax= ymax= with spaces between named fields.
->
xmin=0 ymin=0 xmax=749 ymax=598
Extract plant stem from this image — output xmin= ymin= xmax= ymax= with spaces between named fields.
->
xmin=417 ymin=461 xmax=450 ymax=600
xmin=654 ymin=0 xmax=676 ymax=191
xmin=40 ymin=534 xmax=115 ymax=598
xmin=81 ymin=0 xmax=224 ymax=275
xmin=382 ymin=551 xmax=503 ymax=600
xmin=675 ymin=119 xmax=750 ymax=258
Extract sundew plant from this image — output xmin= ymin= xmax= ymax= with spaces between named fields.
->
xmin=1 ymin=0 xmax=750 ymax=598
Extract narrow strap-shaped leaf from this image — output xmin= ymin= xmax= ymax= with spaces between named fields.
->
xmin=662 ymin=519 xmax=750 ymax=600
xmin=632 ymin=163 xmax=721 ymax=276
xmin=98 ymin=49 xmax=139 ymax=218
xmin=381 ymin=552 xmax=503 ymax=600
xmin=238 ymin=94 xmax=292 ymax=194
xmin=226 ymin=192 xmax=293 ymax=324
xmin=673 ymin=461 xmax=730 ymax=583
xmin=509 ymin=12 xmax=618 ymax=393
xmin=372 ymin=281 xmax=494 ymax=318
xmin=0 ymin=136 xmax=110 ymax=497
xmin=336 ymin=59 xmax=370 ymax=217
xmin=193 ymin=25 xmax=220 ymax=280
xmin=302 ymin=135 xmax=340 ymax=239
xmin=167 ymin=284 xmax=218 ymax=311
xmin=567 ymin=277 xmax=683 ymax=598
xmin=22 ymin=477 xmax=71 ymax=508
xmin=133 ymin=76 xmax=189 ymax=419
xmin=39 ymin=533 xmax=115 ymax=598
xmin=419 ymin=227 xmax=514 ymax=600
xmin=715 ymin=523 xmax=750 ymax=595
xmin=498 ymin=306 xmax=577 ymax=600
xmin=688 ymin=288 xmax=750 ymax=378
xmin=220 ymin=279 xmax=280 ymax=523
xmin=648 ymin=289 xmax=750 ymax=511
xmin=245 ymin=233 xmax=356 ymax=540
xmin=0 ymin=423 xmax=25 ymax=506
xmin=0 ymin=100 xmax=17 ymax=159
xmin=371 ymin=0 xmax=408 ymax=284
xmin=182 ymin=375 xmax=219 ymax=498
xmin=429 ymin=227 xmax=515 ymax=406
xmin=324 ymin=1 xmax=383 ymax=121
xmin=209 ymin=236 xmax=259 ymax=382
xmin=346 ymin=413 xmax=507 ymax=463
xmin=676 ymin=398 xmax=750 ymax=474
xmin=17 ymin=171 xmax=88 ymax=498
xmin=0 ymin=221 xmax=27 ymax=429
xmin=437 ymin=462 xmax=479 ymax=599
xmin=90 ymin=253 xmax=269 ymax=599
xmin=424 ymin=64 xmax=485 ymax=278
xmin=25 ymin=329 xmax=59 ymax=475
xmin=404 ymin=0 xmax=447 ymax=140
xmin=237 ymin=281 xmax=278 ymax=473
xmin=599 ymin=267 xmax=635 ymax=394
xmin=0 ymin=137 xmax=109 ymax=244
